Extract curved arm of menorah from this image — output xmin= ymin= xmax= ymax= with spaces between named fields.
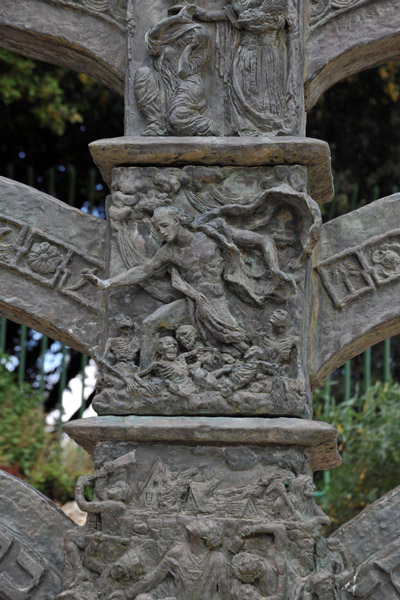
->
xmin=305 ymin=0 xmax=400 ymax=110
xmin=0 ymin=0 xmax=125 ymax=95
xmin=0 ymin=176 xmax=106 ymax=356
xmin=310 ymin=192 xmax=400 ymax=388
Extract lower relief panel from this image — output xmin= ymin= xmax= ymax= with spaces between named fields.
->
xmin=57 ymin=443 xmax=353 ymax=600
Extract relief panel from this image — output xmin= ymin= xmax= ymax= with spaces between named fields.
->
xmin=127 ymin=0 xmax=306 ymax=137
xmin=83 ymin=165 xmax=322 ymax=417
xmin=58 ymin=444 xmax=354 ymax=600
xmin=316 ymin=230 xmax=400 ymax=310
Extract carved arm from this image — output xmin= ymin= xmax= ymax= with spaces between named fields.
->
xmin=147 ymin=4 xmax=197 ymax=41
xmin=123 ymin=559 xmax=170 ymax=599
xmin=83 ymin=248 xmax=168 ymax=290
xmin=194 ymin=7 xmax=227 ymax=22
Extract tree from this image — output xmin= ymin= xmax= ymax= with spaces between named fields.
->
xmin=0 ymin=48 xmax=123 ymax=188
xmin=0 ymin=353 xmax=92 ymax=501
xmin=313 ymin=382 xmax=400 ymax=532
xmin=0 ymin=50 xmax=124 ymax=414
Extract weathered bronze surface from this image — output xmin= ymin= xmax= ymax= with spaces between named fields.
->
xmin=1 ymin=1 xmax=400 ymax=598
xmin=0 ymin=471 xmax=75 ymax=599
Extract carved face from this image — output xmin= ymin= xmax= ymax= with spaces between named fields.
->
xmin=107 ymin=480 xmax=131 ymax=502
xmin=176 ymin=325 xmax=197 ymax=350
xmin=154 ymin=214 xmax=180 ymax=243
xmin=158 ymin=336 xmax=178 ymax=360
xmin=118 ymin=316 xmax=134 ymax=335
xmin=110 ymin=550 xmax=145 ymax=582
xmin=232 ymin=552 xmax=266 ymax=583
xmin=186 ymin=519 xmax=223 ymax=550
xmin=310 ymin=572 xmax=335 ymax=600
xmin=270 ymin=309 xmax=289 ymax=329
xmin=302 ymin=476 xmax=315 ymax=499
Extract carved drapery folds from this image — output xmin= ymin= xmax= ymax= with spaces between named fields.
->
xmin=134 ymin=6 xmax=219 ymax=137
xmin=83 ymin=165 xmax=321 ymax=418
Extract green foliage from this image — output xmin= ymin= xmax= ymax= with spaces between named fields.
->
xmin=313 ymin=381 xmax=400 ymax=532
xmin=0 ymin=354 xmax=92 ymax=502
xmin=0 ymin=49 xmax=85 ymax=136
xmin=0 ymin=48 xmax=123 ymax=175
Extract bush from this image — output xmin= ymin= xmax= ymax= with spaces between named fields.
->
xmin=0 ymin=354 xmax=92 ymax=503
xmin=314 ymin=381 xmax=400 ymax=532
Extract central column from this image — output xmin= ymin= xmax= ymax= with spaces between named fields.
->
xmin=58 ymin=1 xmax=354 ymax=599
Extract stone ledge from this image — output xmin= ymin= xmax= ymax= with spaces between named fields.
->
xmin=64 ymin=416 xmax=340 ymax=472
xmin=89 ymin=136 xmax=333 ymax=205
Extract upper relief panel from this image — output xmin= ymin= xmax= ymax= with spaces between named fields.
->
xmin=126 ymin=0 xmax=306 ymax=137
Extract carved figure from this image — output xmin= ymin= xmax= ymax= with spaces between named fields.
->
xmin=109 ymin=519 xmax=231 ymax=600
xmin=262 ymin=309 xmax=299 ymax=376
xmin=193 ymin=212 xmax=297 ymax=296
xmin=195 ymin=0 xmax=293 ymax=136
xmin=175 ymin=324 xmax=203 ymax=352
xmin=135 ymin=5 xmax=219 ymax=136
xmin=290 ymin=476 xmax=330 ymax=527
xmin=85 ymin=206 xmax=249 ymax=368
xmin=92 ymin=315 xmax=156 ymax=411
xmin=109 ymin=188 xmax=169 ymax=227
xmin=286 ymin=476 xmax=331 ymax=575
xmin=332 ymin=260 xmax=361 ymax=295
xmin=104 ymin=316 xmax=140 ymax=377
xmin=293 ymin=555 xmax=354 ymax=600
xmin=372 ymin=243 xmax=400 ymax=277
xmin=224 ymin=346 xmax=276 ymax=392
xmin=60 ymin=455 xmax=136 ymax=597
xmin=256 ymin=473 xmax=297 ymax=519
xmin=138 ymin=336 xmax=197 ymax=399
xmin=231 ymin=523 xmax=287 ymax=600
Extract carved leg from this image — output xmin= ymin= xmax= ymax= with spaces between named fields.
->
xmin=167 ymin=76 xmax=221 ymax=136
xmin=134 ymin=67 xmax=167 ymax=136
xmin=260 ymin=235 xmax=297 ymax=291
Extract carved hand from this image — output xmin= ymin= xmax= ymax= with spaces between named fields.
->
xmin=133 ymin=374 xmax=158 ymax=396
xmin=178 ymin=4 xmax=197 ymax=22
xmin=97 ymin=461 xmax=116 ymax=476
xmin=82 ymin=270 xmax=109 ymax=289
xmin=240 ymin=524 xmax=253 ymax=537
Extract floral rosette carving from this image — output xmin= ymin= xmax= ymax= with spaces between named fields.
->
xmin=28 ymin=242 xmax=62 ymax=274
